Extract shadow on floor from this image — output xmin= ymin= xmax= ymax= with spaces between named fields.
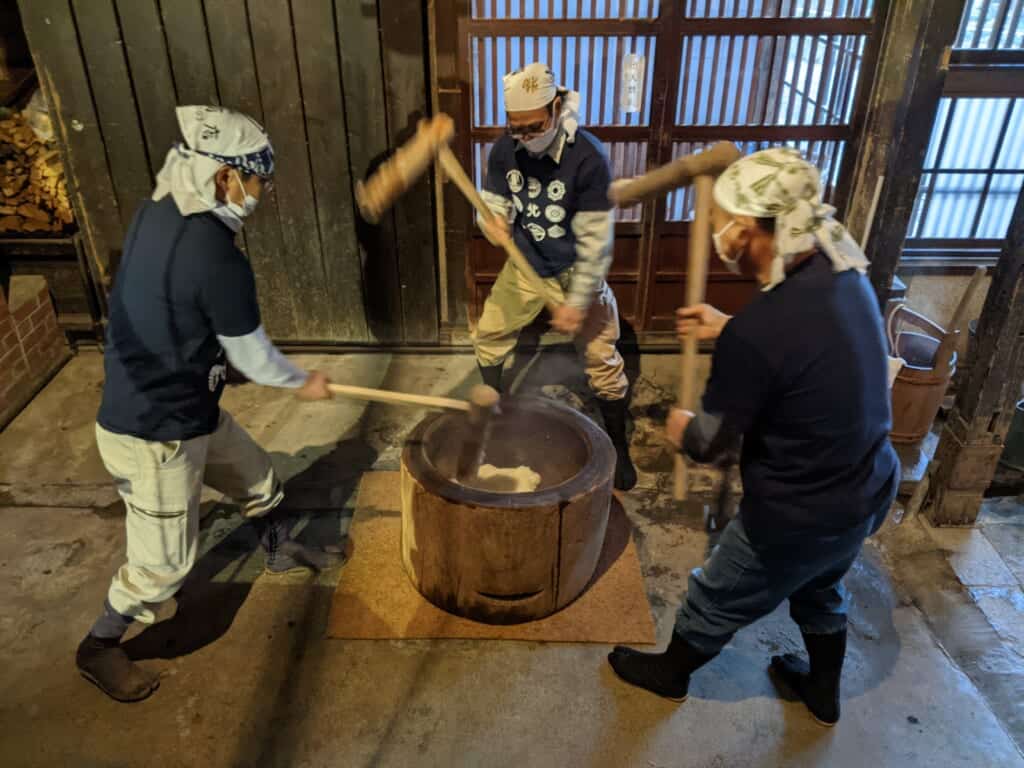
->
xmin=122 ymin=436 xmax=379 ymax=663
xmin=121 ymin=519 xmax=259 ymax=662
xmin=686 ymin=543 xmax=903 ymax=705
xmin=221 ymin=340 xmax=651 ymax=765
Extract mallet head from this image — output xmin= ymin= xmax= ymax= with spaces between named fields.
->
xmin=467 ymin=384 xmax=501 ymax=425
xmin=455 ymin=385 xmax=501 ymax=481
xmin=355 ymin=114 xmax=455 ymax=224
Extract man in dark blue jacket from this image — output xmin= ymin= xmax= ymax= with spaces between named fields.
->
xmin=475 ymin=63 xmax=636 ymax=490
xmin=608 ymin=148 xmax=898 ymax=727
xmin=78 ymin=106 xmax=340 ymax=703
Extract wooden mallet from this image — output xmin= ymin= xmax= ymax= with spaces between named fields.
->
xmin=611 ymin=141 xmax=742 ymax=500
xmin=455 ymin=384 xmax=502 ymax=481
xmin=354 ymin=111 xmax=559 ymax=312
xmin=326 ymin=382 xmax=500 ymax=481
xmin=355 ymin=114 xmax=456 ymax=224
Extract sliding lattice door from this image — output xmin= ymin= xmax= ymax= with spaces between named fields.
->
xmin=436 ymin=1 xmax=887 ymax=339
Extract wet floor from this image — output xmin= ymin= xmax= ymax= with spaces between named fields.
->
xmin=0 ymin=351 xmax=1021 ymax=767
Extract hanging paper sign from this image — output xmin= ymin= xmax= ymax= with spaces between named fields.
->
xmin=620 ymin=53 xmax=645 ymax=114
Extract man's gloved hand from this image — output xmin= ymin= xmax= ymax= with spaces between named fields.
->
xmin=666 ymin=407 xmax=695 ymax=450
xmin=551 ymin=304 xmax=584 ymax=335
xmin=296 ymin=371 xmax=333 ymax=401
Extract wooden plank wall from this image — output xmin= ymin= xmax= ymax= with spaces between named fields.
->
xmin=379 ymin=4 xmax=439 ymax=343
xmin=337 ymin=0 xmax=407 ymax=343
xmin=16 ymin=0 xmax=439 ymax=344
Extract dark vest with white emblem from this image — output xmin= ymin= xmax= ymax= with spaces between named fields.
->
xmin=484 ymin=129 xmax=612 ymax=278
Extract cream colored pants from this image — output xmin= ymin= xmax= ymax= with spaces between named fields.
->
xmin=95 ymin=411 xmax=283 ymax=624
xmin=472 ymin=261 xmax=628 ymax=400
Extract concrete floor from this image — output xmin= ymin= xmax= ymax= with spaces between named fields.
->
xmin=1 ymin=349 xmax=1023 ymax=768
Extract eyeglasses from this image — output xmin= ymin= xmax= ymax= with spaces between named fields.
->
xmin=508 ymin=120 xmax=550 ymax=141
xmin=507 ymin=104 xmax=556 ymax=141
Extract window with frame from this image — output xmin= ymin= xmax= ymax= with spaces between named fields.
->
xmin=903 ymin=0 xmax=1024 ymax=266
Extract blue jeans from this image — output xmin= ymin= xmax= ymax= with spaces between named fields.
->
xmin=674 ymin=509 xmax=886 ymax=655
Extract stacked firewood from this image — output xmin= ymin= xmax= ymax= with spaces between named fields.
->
xmin=0 ymin=112 xmax=73 ymax=234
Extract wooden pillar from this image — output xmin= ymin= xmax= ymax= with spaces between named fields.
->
xmin=926 ymin=187 xmax=1024 ymax=526
xmin=839 ymin=0 xmax=966 ymax=309
xmin=842 ymin=0 xmax=923 ymax=237
xmin=431 ymin=0 xmax=471 ymax=329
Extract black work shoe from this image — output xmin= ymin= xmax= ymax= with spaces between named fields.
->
xmin=255 ymin=512 xmax=347 ymax=575
xmin=769 ymin=629 xmax=847 ymax=726
xmin=478 ymin=363 xmax=504 ymax=393
xmin=76 ymin=635 xmax=159 ymax=703
xmin=597 ymin=398 xmax=638 ymax=491
xmin=608 ymin=632 xmax=716 ymax=701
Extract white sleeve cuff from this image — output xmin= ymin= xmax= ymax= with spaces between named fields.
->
xmin=217 ymin=326 xmax=307 ymax=389
xmin=480 ymin=190 xmax=514 ymax=223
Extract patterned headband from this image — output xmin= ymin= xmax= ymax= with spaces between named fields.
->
xmin=192 ymin=143 xmax=275 ymax=179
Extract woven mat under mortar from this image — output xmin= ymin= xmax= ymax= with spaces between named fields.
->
xmin=326 ymin=472 xmax=656 ymax=644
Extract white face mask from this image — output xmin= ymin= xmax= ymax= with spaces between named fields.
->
xmin=226 ymin=169 xmax=260 ymax=219
xmin=520 ymin=122 xmax=560 ymax=156
xmin=712 ymin=219 xmax=743 ymax=275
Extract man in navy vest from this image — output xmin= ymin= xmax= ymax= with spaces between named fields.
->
xmin=608 ymin=148 xmax=898 ymax=727
xmin=475 ymin=62 xmax=636 ymax=491
xmin=78 ymin=106 xmax=342 ymax=703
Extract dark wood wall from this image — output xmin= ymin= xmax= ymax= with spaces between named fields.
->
xmin=0 ymin=0 xmax=31 ymax=71
xmin=17 ymin=0 xmax=439 ymax=344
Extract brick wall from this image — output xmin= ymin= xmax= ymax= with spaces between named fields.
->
xmin=1 ymin=275 xmax=70 ymax=429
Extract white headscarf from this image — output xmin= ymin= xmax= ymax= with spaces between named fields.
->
xmin=152 ymin=106 xmax=274 ymax=230
xmin=503 ymin=63 xmax=582 ymax=143
xmin=713 ymin=147 xmax=869 ymax=291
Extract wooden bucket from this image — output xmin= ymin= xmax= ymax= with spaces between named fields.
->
xmin=887 ymin=271 xmax=986 ymax=445
xmin=890 ymin=348 xmax=956 ymax=444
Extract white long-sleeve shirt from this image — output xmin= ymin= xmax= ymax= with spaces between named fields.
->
xmin=217 ymin=325 xmax=306 ymax=388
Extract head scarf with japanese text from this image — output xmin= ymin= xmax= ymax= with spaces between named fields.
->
xmin=152 ymin=106 xmax=274 ymax=229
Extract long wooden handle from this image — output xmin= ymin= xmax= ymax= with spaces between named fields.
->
xmin=932 ymin=266 xmax=985 ymax=379
xmin=436 ymin=146 xmax=559 ymax=313
xmin=328 ymin=383 xmax=470 ymax=412
xmin=675 ymin=175 xmax=714 ymax=501
xmin=613 ymin=141 xmax=742 ymax=207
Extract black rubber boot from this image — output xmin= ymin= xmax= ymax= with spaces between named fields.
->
xmin=608 ymin=632 xmax=717 ymax=701
xmin=770 ymin=628 xmax=847 ymax=726
xmin=478 ymin=363 xmax=504 ymax=393
xmin=597 ymin=398 xmax=637 ymax=491
xmin=76 ymin=635 xmax=159 ymax=703
xmin=254 ymin=511 xmax=347 ymax=575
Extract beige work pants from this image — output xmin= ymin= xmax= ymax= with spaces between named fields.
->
xmin=95 ymin=411 xmax=283 ymax=623
xmin=472 ymin=261 xmax=628 ymax=400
